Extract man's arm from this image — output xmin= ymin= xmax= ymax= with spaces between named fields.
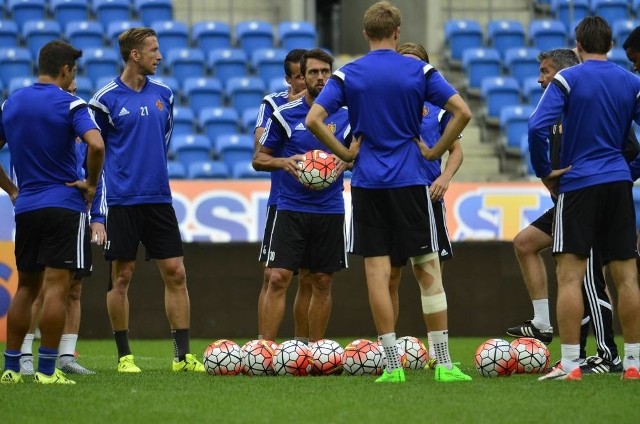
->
xmin=430 ymin=139 xmax=463 ymax=201
xmin=306 ymin=104 xmax=360 ymax=162
xmin=419 ymin=94 xmax=471 ymax=161
xmin=0 ymin=140 xmax=17 ymax=203
xmin=67 ymin=129 xmax=104 ymax=206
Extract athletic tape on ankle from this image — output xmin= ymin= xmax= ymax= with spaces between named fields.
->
xmin=421 ymin=292 xmax=448 ymax=314
xmin=410 ymin=251 xmax=438 ymax=265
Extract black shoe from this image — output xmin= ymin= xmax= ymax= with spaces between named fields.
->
xmin=506 ymin=320 xmax=553 ymax=344
xmin=579 ymin=356 xmax=623 ymax=374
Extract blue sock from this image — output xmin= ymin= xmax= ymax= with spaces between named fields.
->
xmin=4 ymin=350 xmax=21 ymax=373
xmin=38 ymin=347 xmax=58 ymax=376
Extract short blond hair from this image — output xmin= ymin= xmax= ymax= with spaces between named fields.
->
xmin=118 ymin=27 xmax=157 ymax=63
xmin=363 ymin=1 xmax=401 ymax=41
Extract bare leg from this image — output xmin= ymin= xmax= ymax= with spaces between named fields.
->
xmin=364 ymin=256 xmax=394 ymax=335
xmin=609 ymin=259 xmax=640 ymax=343
xmin=262 ymin=268 xmax=294 ymax=341
xmin=38 ymin=268 xmax=73 ymax=349
xmin=157 ymin=257 xmax=190 ymax=330
xmin=106 ymin=260 xmax=136 ymax=331
xmin=5 ymin=272 xmax=43 ymax=351
xmin=412 ymin=258 xmax=447 ymax=331
xmin=63 ymin=278 xmax=82 ymax=334
xmin=308 ymin=272 xmax=333 ymax=342
xmin=389 ymin=266 xmax=402 ymax=326
xmin=257 ymin=264 xmax=271 ymax=337
xmin=555 ymin=253 xmax=587 ymax=345
xmin=293 ymin=268 xmax=312 ymax=339
xmin=513 ymin=225 xmax=553 ymax=301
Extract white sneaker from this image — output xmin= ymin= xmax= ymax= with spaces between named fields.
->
xmin=20 ymin=354 xmax=34 ymax=375
xmin=58 ymin=356 xmax=95 ymax=375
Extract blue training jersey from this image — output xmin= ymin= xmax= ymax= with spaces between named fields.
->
xmin=256 ymin=90 xmax=289 ymax=206
xmin=259 ymin=97 xmax=351 ymax=213
xmin=90 ymin=77 xmax=174 ymax=206
xmin=314 ymin=49 xmax=457 ymax=189
xmin=75 ymin=140 xmax=107 ymax=224
xmin=420 ymin=102 xmax=453 ymax=185
xmin=529 ymin=60 xmax=640 ymax=192
xmin=0 ymin=83 xmax=99 ymax=215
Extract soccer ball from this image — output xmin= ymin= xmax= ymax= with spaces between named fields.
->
xmin=510 ymin=337 xmax=550 ymax=374
xmin=377 ymin=340 xmax=408 ymax=370
xmin=342 ymin=339 xmax=383 ymax=376
xmin=241 ymin=339 xmax=277 ymax=376
xmin=474 ymin=338 xmax=517 ymax=377
xmin=272 ymin=340 xmax=312 ymax=376
xmin=297 ymin=149 xmax=337 ymax=190
xmin=397 ymin=336 xmax=429 ymax=370
xmin=203 ymin=339 xmax=243 ymax=376
xmin=309 ymin=339 xmax=344 ymax=376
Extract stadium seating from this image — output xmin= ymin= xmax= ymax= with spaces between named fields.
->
xmin=520 ymin=134 xmax=536 ymax=176
xmin=500 ymin=105 xmax=536 ymax=152
xmin=0 ymin=21 xmax=19 ymax=48
xmin=0 ymin=48 xmax=33 ymax=86
xmin=268 ymin=76 xmax=288 ymax=93
xmin=187 ymin=160 xmax=230 ymax=179
xmin=278 ymin=21 xmax=316 ymax=50
xmin=8 ymin=0 xmax=47 ymax=31
xmin=22 ymin=20 xmax=62 ymax=58
xmin=74 ymin=76 xmax=93 ymax=100
xmin=444 ymin=19 xmax=483 ymax=63
xmin=236 ymin=21 xmax=275 ymax=57
xmin=172 ymin=134 xmax=212 ymax=168
xmin=152 ymin=21 xmax=189 ymax=57
xmin=241 ymin=107 xmax=260 ymax=133
xmin=461 ymin=48 xmax=502 ymax=95
xmin=172 ymin=106 xmax=195 ymax=136
xmin=226 ymin=76 xmax=266 ymax=114
xmin=522 ymin=76 xmax=544 ymax=105
xmin=503 ymin=47 xmax=540 ymax=86
xmin=93 ymin=0 xmax=132 ymax=29
xmin=480 ymin=76 xmax=521 ymax=125
xmin=608 ymin=47 xmax=632 ymax=70
xmin=182 ymin=77 xmax=223 ymax=114
xmin=192 ymin=21 xmax=232 ymax=52
xmin=66 ymin=21 xmax=105 ymax=50
xmin=529 ymin=20 xmax=567 ymax=51
xmin=612 ymin=19 xmax=640 ymax=46
xmin=167 ymin=160 xmax=187 ymax=179
xmin=550 ymin=0 xmax=589 ymax=31
xmin=0 ymin=148 xmax=10 ymax=172
xmin=198 ymin=107 xmax=240 ymax=147
xmin=135 ymin=0 xmax=174 ymax=27
xmin=208 ymin=48 xmax=249 ymax=85
xmin=592 ymin=0 xmax=630 ymax=27
xmin=8 ymin=76 xmax=35 ymax=94
xmin=487 ymin=20 xmax=526 ymax=58
xmin=232 ymin=160 xmax=269 ymax=179
xmin=79 ymin=48 xmax=121 ymax=84
xmin=107 ymin=20 xmax=143 ymax=46
xmin=216 ymin=134 xmax=254 ymax=169
xmin=252 ymin=48 xmax=287 ymax=86
xmin=164 ymin=48 xmax=206 ymax=84
xmin=51 ymin=0 xmax=90 ymax=28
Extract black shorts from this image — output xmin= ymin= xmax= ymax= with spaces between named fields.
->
xmin=432 ymin=200 xmax=453 ymax=261
xmin=258 ymin=204 xmax=277 ymax=262
xmin=104 ymin=204 xmax=184 ymax=261
xmin=350 ymin=186 xmax=437 ymax=259
xmin=553 ymin=181 xmax=637 ymax=262
xmin=530 ymin=207 xmax=554 ymax=236
xmin=266 ymin=210 xmax=347 ymax=274
xmin=15 ymin=208 xmax=91 ymax=273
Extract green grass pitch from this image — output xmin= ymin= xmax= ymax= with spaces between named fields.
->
xmin=1 ymin=337 xmax=637 ymax=423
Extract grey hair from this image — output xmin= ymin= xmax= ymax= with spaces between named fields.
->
xmin=538 ymin=48 xmax=580 ymax=71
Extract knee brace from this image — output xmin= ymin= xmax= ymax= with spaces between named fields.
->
xmin=421 ymin=292 xmax=448 ymax=314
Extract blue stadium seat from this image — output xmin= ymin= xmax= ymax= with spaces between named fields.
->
xmin=172 ymin=134 xmax=212 ymax=168
xmin=608 ymin=47 xmax=632 ymax=70
xmin=444 ymin=19 xmax=483 ymax=63
xmin=633 ymin=185 xmax=640 ymax=230
xmin=172 ymin=106 xmax=195 ymax=136
xmin=461 ymin=48 xmax=502 ymax=95
xmin=8 ymin=76 xmax=35 ymax=94
xmin=198 ymin=107 xmax=240 ymax=146
xmin=503 ymin=47 xmax=540 ymax=86
xmin=487 ymin=20 xmax=526 ymax=58
xmin=268 ymin=76 xmax=288 ymax=93
xmin=236 ymin=21 xmax=274 ymax=57
xmin=634 ymin=0 xmax=640 ymax=16
xmin=93 ymin=0 xmax=132 ymax=29
xmin=226 ymin=76 xmax=266 ymax=114
xmin=188 ymin=160 xmax=230 ymax=179
xmin=208 ymin=48 xmax=248 ymax=85
xmin=51 ymin=0 xmax=89 ymax=28
xmin=79 ymin=48 xmax=121 ymax=84
xmin=192 ymin=21 xmax=231 ymax=53
xmin=278 ymin=21 xmax=316 ymax=50
xmin=480 ymin=76 xmax=521 ymax=124
xmin=551 ymin=0 xmax=589 ymax=31
xmin=0 ymin=48 xmax=33 ymax=86
xmin=520 ymin=134 xmax=536 ymax=176
xmin=107 ymin=20 xmax=143 ymax=46
xmin=165 ymin=48 xmax=206 ymax=84
xmin=66 ymin=21 xmax=104 ymax=50
xmin=251 ymin=48 xmax=287 ymax=86
xmin=22 ymin=20 xmax=62 ymax=58
xmin=592 ymin=0 xmax=630 ymax=27
xmin=500 ymin=105 xmax=536 ymax=151
xmin=216 ymin=134 xmax=254 ymax=169
xmin=167 ymin=160 xmax=187 ymax=179
xmin=134 ymin=0 xmax=173 ymax=27
xmin=529 ymin=20 xmax=567 ymax=51
xmin=150 ymin=75 xmax=179 ymax=94
xmin=232 ymin=160 xmax=269 ymax=179
xmin=241 ymin=107 xmax=259 ymax=133
xmin=0 ymin=21 xmax=19 ymax=48
xmin=8 ymin=0 xmax=46 ymax=31
xmin=152 ymin=20 xmax=189 ymax=57
xmin=73 ymin=76 xmax=93 ymax=100
xmin=0 ymin=148 xmax=10 ymax=173
xmin=612 ymin=19 xmax=640 ymax=46
xmin=183 ymin=77 xmax=223 ymax=114
xmin=522 ymin=77 xmax=544 ymax=105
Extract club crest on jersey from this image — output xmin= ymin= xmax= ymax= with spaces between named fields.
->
xmin=327 ymin=123 xmax=336 ymax=133
xmin=156 ymin=99 xmax=163 ymax=111
xmin=423 ymin=105 xmax=429 ymax=116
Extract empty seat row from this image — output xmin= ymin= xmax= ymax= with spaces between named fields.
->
xmin=167 ymin=159 xmax=269 ymax=179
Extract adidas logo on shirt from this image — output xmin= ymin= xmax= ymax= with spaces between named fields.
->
xmin=294 ymin=123 xmax=306 ymax=131
xmin=119 ymin=107 xmax=130 ymax=116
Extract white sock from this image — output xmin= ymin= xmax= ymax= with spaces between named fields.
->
xmin=379 ymin=333 xmax=401 ymax=371
xmin=58 ymin=334 xmax=78 ymax=357
xmin=531 ymin=299 xmax=550 ymax=329
xmin=560 ymin=344 xmax=581 ymax=372
xmin=21 ymin=333 xmax=35 ymax=355
xmin=427 ymin=335 xmax=435 ymax=359
xmin=429 ymin=330 xmax=452 ymax=369
xmin=623 ymin=343 xmax=640 ymax=370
